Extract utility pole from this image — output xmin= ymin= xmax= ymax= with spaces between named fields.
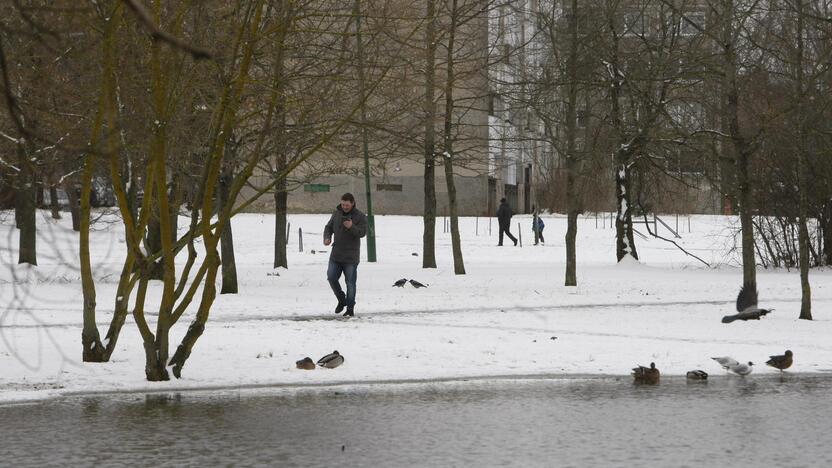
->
xmin=353 ymin=0 xmax=376 ymax=261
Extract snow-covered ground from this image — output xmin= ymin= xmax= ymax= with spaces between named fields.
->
xmin=1 ymin=209 xmax=830 ymax=403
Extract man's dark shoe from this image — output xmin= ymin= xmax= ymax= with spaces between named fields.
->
xmin=343 ymin=307 xmax=354 ymax=317
xmin=335 ymin=302 xmax=346 ymax=314
xmin=513 ymin=239 xmax=518 ymax=246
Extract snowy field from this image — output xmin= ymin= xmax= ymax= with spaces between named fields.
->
xmin=1 ymin=209 xmax=830 ymax=402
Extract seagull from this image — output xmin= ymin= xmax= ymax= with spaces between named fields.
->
xmin=409 ymin=279 xmax=428 ymax=288
xmin=632 ymin=362 xmax=660 ymax=384
xmin=393 ymin=278 xmax=408 ymax=287
xmin=766 ymin=350 xmax=793 ymax=372
xmin=317 ymin=350 xmax=344 ymax=369
xmin=296 ymin=357 xmax=315 ymax=370
xmin=722 ymin=285 xmax=774 ymax=323
xmin=712 ymin=356 xmax=740 ymax=370
xmin=686 ymin=370 xmax=708 ymax=381
xmin=728 ymin=361 xmax=754 ymax=376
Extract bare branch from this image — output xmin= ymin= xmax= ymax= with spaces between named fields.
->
xmin=120 ymin=0 xmax=214 ymax=60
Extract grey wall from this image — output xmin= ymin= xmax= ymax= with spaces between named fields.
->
xmin=240 ymin=174 xmax=492 ymax=216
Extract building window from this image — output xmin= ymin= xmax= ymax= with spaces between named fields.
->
xmin=623 ymin=11 xmax=644 ymax=36
xmin=668 ymin=101 xmax=704 ymax=130
xmin=376 ymin=184 xmax=403 ymax=192
xmin=304 ymin=183 xmax=330 ymax=193
xmin=679 ymin=12 xmax=705 ymax=36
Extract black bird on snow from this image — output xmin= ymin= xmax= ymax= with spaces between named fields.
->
xmin=766 ymin=350 xmax=793 ymax=372
xmin=409 ymin=279 xmax=428 ymax=289
xmin=721 ymin=285 xmax=773 ymax=323
xmin=632 ymin=362 xmax=660 ymax=384
xmin=393 ymin=278 xmax=408 ymax=287
xmin=317 ymin=350 xmax=344 ymax=369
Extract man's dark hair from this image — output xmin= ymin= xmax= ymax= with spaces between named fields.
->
xmin=341 ymin=192 xmax=355 ymax=204
xmin=500 ymin=197 xmax=506 ymax=203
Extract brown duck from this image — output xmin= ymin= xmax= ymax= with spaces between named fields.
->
xmin=766 ymin=350 xmax=793 ymax=372
xmin=632 ymin=362 xmax=660 ymax=384
xmin=296 ymin=357 xmax=316 ymax=370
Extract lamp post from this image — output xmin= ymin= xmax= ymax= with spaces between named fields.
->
xmin=354 ymin=0 xmax=376 ymax=261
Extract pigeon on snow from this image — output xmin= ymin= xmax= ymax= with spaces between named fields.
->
xmin=393 ymin=278 xmax=408 ymax=287
xmin=409 ymin=279 xmax=428 ymax=288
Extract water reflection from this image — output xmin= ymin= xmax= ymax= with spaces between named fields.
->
xmin=1 ymin=375 xmax=830 ymax=467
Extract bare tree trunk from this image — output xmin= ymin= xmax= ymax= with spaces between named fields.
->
xmin=721 ymin=0 xmax=755 ymax=289
xmin=147 ymin=207 xmax=164 ymax=280
xmin=100 ymin=252 xmax=136 ymax=360
xmin=272 ymin=4 xmax=290 ymax=270
xmin=823 ymin=203 xmax=832 ymax=266
xmin=49 ymin=185 xmax=61 ymax=219
xmin=441 ymin=0 xmax=464 ymax=275
xmin=219 ymin=165 xmax=238 ymax=294
xmin=564 ymin=0 xmax=579 ymax=285
xmin=273 ymin=170 xmax=288 ymax=268
xmin=794 ymin=0 xmax=811 ymax=320
xmin=80 ymin=134 xmax=104 ymax=362
xmin=615 ymin=162 xmax=638 ymax=262
xmin=422 ymin=0 xmax=437 ymax=269
xmin=17 ymin=144 xmax=37 ymax=265
xmin=65 ymin=182 xmax=81 ymax=231
xmin=169 ymin=250 xmax=220 ymax=378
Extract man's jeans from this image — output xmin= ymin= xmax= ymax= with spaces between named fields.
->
xmin=327 ymin=260 xmax=358 ymax=307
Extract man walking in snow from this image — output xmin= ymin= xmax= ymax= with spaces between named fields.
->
xmin=533 ymin=215 xmax=545 ymax=245
xmin=323 ymin=193 xmax=367 ymax=317
xmin=496 ymin=197 xmax=518 ymax=246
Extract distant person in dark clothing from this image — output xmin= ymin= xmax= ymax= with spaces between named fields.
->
xmin=323 ymin=193 xmax=367 ymax=317
xmin=533 ymin=216 xmax=545 ymax=245
xmin=496 ymin=197 xmax=517 ymax=246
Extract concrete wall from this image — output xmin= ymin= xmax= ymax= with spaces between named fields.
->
xmin=239 ymin=173 xmax=492 ymax=216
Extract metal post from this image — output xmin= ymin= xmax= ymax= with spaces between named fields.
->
xmin=518 ymin=222 xmax=522 ymax=247
xmin=298 ymin=227 xmax=303 ymax=252
xmin=286 ymin=222 xmax=290 ymax=245
xmin=476 ymin=216 xmax=479 ymax=236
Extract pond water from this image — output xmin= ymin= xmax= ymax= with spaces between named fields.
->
xmin=2 ymin=375 xmax=830 ymax=467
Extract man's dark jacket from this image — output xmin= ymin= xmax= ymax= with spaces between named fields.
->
xmin=324 ymin=205 xmax=367 ymax=264
xmin=496 ymin=201 xmax=513 ymax=226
